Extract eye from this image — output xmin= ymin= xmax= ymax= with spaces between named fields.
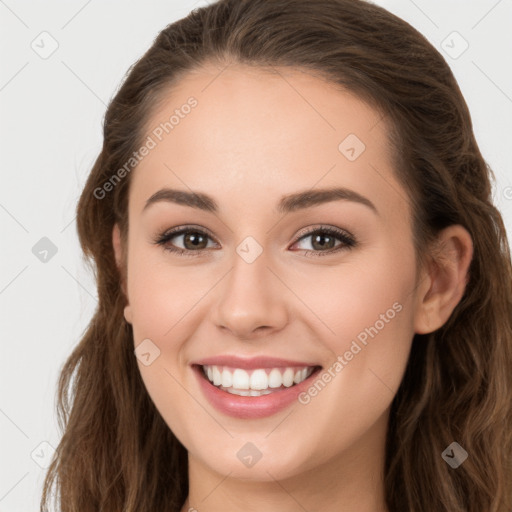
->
xmin=290 ymin=225 xmax=357 ymax=257
xmin=152 ymin=224 xmax=357 ymax=258
xmin=153 ymin=225 xmax=218 ymax=257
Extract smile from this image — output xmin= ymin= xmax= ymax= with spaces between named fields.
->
xmin=202 ymin=365 xmax=316 ymax=396
xmin=191 ymin=359 xmax=323 ymax=419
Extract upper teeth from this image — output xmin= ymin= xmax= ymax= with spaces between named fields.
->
xmin=202 ymin=365 xmax=315 ymax=390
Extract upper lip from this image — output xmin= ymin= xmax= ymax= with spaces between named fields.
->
xmin=191 ymin=355 xmax=321 ymax=370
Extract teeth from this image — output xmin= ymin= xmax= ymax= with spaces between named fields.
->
xmin=282 ymin=368 xmax=295 ymax=387
xmin=294 ymin=368 xmax=308 ymax=384
xmin=233 ymin=368 xmax=250 ymax=390
xmin=224 ymin=388 xmax=274 ymax=397
xmin=250 ymin=369 xmax=268 ymax=390
xmin=221 ymin=369 xmax=232 ymax=387
xmin=268 ymin=368 xmax=283 ymax=388
xmin=212 ymin=366 xmax=222 ymax=386
xmin=202 ymin=365 xmax=316 ymax=392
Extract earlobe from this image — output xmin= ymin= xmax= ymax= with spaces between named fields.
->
xmin=414 ymin=225 xmax=473 ymax=335
xmin=124 ymin=305 xmax=133 ymax=324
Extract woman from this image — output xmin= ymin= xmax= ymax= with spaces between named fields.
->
xmin=40 ymin=0 xmax=512 ymax=510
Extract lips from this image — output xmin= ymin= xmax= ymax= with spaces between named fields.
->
xmin=191 ymin=355 xmax=320 ymax=369
xmin=190 ymin=355 xmax=322 ymax=419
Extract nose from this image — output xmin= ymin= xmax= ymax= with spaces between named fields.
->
xmin=211 ymin=248 xmax=289 ymax=340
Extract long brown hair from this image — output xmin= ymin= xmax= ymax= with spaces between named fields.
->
xmin=40 ymin=0 xmax=512 ymax=510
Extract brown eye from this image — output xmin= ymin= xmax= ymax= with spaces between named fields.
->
xmin=154 ymin=224 xmax=356 ymax=258
xmin=154 ymin=226 xmax=218 ymax=257
xmin=291 ymin=226 xmax=356 ymax=257
xmin=181 ymin=231 xmax=209 ymax=250
xmin=310 ymin=232 xmax=337 ymax=250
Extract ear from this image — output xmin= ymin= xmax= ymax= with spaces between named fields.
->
xmin=414 ymin=225 xmax=474 ymax=334
xmin=112 ymin=223 xmax=133 ymax=325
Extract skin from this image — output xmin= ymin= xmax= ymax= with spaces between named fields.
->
xmin=112 ymin=63 xmax=473 ymax=512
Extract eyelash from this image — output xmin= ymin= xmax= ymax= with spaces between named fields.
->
xmin=152 ymin=224 xmax=357 ymax=258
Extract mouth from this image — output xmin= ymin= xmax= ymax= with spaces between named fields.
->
xmin=191 ymin=362 xmax=323 ymax=419
xmin=196 ymin=364 xmax=322 ymax=396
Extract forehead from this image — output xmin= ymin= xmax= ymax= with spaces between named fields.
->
xmin=129 ymin=64 xmax=406 ymax=221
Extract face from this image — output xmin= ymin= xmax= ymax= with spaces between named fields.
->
xmin=113 ymin=64 xmax=424 ymax=482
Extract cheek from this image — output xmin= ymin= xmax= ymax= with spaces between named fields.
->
xmin=310 ymin=241 xmax=417 ymax=401
xmin=126 ymin=248 xmax=211 ymax=339
xmin=305 ymin=243 xmax=417 ymax=347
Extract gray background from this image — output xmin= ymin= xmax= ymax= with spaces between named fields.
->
xmin=1 ymin=0 xmax=511 ymax=510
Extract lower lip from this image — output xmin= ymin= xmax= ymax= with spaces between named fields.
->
xmin=192 ymin=364 xmax=322 ymax=419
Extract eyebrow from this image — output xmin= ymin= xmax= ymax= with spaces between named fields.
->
xmin=142 ymin=186 xmax=378 ymax=215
